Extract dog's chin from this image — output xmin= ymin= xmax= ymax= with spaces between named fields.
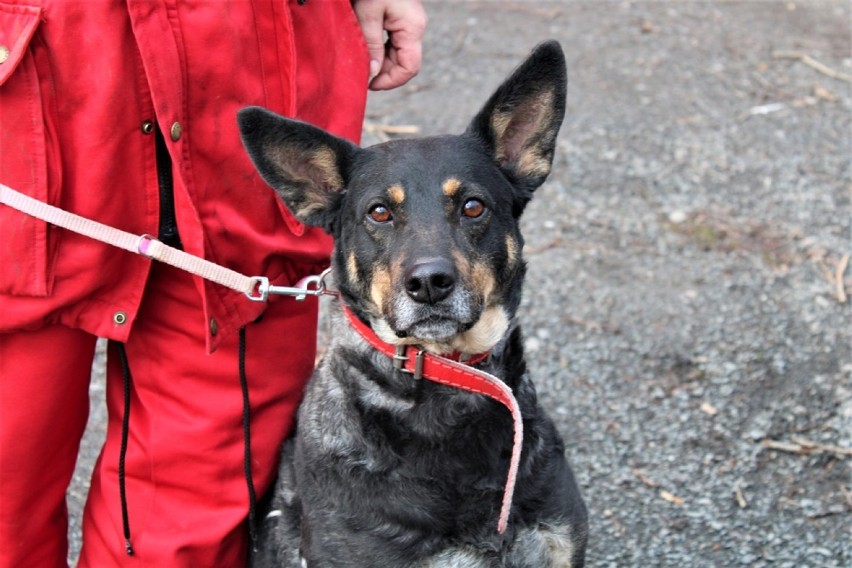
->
xmin=372 ymin=306 xmax=510 ymax=356
xmin=403 ymin=319 xmax=468 ymax=344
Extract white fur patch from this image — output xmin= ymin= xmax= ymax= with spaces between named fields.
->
xmin=540 ymin=522 xmax=578 ymax=566
xmin=448 ymin=306 xmax=509 ymax=354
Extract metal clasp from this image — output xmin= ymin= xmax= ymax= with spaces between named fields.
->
xmin=246 ymin=267 xmax=333 ymax=302
xmin=393 ymin=345 xmax=425 ymax=380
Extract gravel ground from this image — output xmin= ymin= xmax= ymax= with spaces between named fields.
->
xmin=69 ymin=2 xmax=851 ymax=566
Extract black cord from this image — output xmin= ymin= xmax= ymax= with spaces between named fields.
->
xmin=239 ymin=326 xmax=259 ymax=552
xmin=114 ymin=332 xmax=258 ymax=556
xmin=115 ymin=342 xmax=135 ymax=556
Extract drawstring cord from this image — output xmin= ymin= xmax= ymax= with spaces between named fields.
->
xmin=115 ymin=342 xmax=135 ymax=556
xmin=111 ymin=332 xmax=257 ymax=558
xmin=113 ymin=331 xmax=258 ymax=557
xmin=239 ymin=326 xmax=259 ymax=552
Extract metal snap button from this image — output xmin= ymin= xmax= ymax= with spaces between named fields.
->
xmin=170 ymin=121 xmax=182 ymax=141
xmin=113 ymin=311 xmax=128 ymax=325
xmin=0 ymin=46 xmax=9 ymax=64
xmin=141 ymin=120 xmax=154 ymax=134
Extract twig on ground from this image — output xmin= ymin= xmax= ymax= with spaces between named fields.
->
xmin=523 ymin=237 xmax=564 ymax=255
xmin=791 ymin=436 xmax=852 ymax=457
xmin=733 ymin=480 xmax=748 ymax=509
xmin=504 ymin=3 xmax=563 ymax=18
xmin=762 ymin=439 xmax=806 ymax=454
xmin=660 ymin=490 xmax=685 ymax=505
xmin=761 ymin=437 xmax=852 ymax=458
xmin=835 ymin=253 xmax=849 ymax=304
xmin=632 ymin=468 xmax=660 ymax=488
xmin=807 ymin=508 xmax=850 ymax=520
xmin=772 ymin=51 xmax=852 ymax=83
xmin=363 ymin=122 xmax=420 ymax=135
xmin=453 ymin=25 xmax=469 ymax=54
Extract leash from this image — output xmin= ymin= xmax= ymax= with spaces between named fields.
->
xmin=0 ymin=183 xmax=326 ymax=302
xmin=341 ymin=306 xmax=523 ymax=534
xmin=1 ymin=182 xmax=522 ymax=533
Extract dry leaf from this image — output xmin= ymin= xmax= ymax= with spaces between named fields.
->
xmin=660 ymin=490 xmax=685 ymax=505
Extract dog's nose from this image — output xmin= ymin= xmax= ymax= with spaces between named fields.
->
xmin=404 ymin=258 xmax=457 ymax=304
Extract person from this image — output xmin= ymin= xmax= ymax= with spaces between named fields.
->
xmin=0 ymin=0 xmax=426 ymax=566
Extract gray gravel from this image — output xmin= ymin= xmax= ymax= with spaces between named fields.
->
xmin=70 ymin=2 xmax=851 ymax=566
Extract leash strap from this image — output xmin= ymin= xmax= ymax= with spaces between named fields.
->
xmin=0 ymin=183 xmax=328 ymax=302
xmin=342 ymin=307 xmax=522 ymax=534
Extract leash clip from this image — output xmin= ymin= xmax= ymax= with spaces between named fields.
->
xmin=246 ymin=268 xmax=332 ymax=302
xmin=393 ymin=345 xmax=425 ymax=380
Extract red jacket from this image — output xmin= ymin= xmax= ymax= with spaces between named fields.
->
xmin=0 ymin=0 xmax=368 ymax=350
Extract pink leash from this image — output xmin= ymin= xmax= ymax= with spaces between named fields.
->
xmin=0 ymin=183 xmax=324 ymax=301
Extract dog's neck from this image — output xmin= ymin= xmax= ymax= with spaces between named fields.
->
xmin=339 ymin=303 xmax=522 ymax=535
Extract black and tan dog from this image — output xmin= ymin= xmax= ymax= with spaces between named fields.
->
xmin=238 ymin=41 xmax=587 ymax=568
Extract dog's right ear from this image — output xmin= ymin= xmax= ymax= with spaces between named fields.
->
xmin=238 ymin=106 xmax=358 ymax=232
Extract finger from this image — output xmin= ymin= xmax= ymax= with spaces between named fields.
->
xmin=369 ymin=35 xmax=422 ymax=91
xmin=353 ymin=0 xmax=389 ymax=81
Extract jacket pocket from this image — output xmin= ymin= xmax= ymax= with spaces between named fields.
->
xmin=0 ymin=3 xmax=54 ymax=296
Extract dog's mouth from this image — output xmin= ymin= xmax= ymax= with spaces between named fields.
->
xmin=395 ymin=316 xmax=475 ymax=342
xmin=371 ymin=300 xmax=510 ymax=356
xmin=385 ymin=292 xmax=479 ymax=344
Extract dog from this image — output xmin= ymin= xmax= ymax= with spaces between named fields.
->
xmin=238 ymin=41 xmax=588 ymax=567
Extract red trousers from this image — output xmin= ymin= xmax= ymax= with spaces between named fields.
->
xmin=0 ymin=262 xmax=317 ymax=566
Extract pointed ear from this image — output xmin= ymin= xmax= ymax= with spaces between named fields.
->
xmin=238 ymin=106 xmax=358 ymax=232
xmin=466 ymin=41 xmax=567 ymax=214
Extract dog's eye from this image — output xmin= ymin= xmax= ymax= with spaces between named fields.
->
xmin=368 ymin=204 xmax=393 ymax=223
xmin=462 ymin=199 xmax=486 ymax=219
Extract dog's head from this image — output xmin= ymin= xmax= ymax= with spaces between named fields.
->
xmin=239 ymin=41 xmax=566 ymax=356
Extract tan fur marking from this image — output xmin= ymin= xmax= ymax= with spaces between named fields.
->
xmin=442 ymin=177 xmax=462 ymax=197
xmin=370 ymin=265 xmax=392 ymax=312
xmin=506 ymin=235 xmax=519 ymax=267
xmin=491 ymin=89 xmax=555 ymax=173
xmin=370 ymin=257 xmax=405 ymax=344
xmin=347 ymin=251 xmax=360 ymax=287
xmin=517 ymin=149 xmax=552 ymax=178
xmin=490 ymin=111 xmax=512 ymax=143
xmin=293 ymin=201 xmax=328 ymax=221
xmin=265 ymin=144 xmax=343 ymax=221
xmin=310 ymin=147 xmax=345 ymax=191
xmin=387 ymin=184 xmax=406 ymax=205
xmin=452 ymin=249 xmax=471 ymax=276
xmin=470 ymin=260 xmax=496 ymax=302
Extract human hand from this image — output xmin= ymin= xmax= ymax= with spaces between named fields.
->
xmin=353 ymin=0 xmax=427 ymax=91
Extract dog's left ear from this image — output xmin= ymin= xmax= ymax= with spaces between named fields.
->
xmin=238 ymin=106 xmax=358 ymax=233
xmin=466 ymin=41 xmax=567 ymax=215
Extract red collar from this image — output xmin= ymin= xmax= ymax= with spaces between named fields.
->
xmin=341 ymin=305 xmax=522 ymax=534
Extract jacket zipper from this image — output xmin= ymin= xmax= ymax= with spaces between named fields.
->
xmin=154 ymin=125 xmax=183 ymax=249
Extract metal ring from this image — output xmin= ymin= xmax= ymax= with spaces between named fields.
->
xmin=136 ymin=234 xmax=156 ymax=259
xmin=245 ymin=276 xmax=270 ymax=302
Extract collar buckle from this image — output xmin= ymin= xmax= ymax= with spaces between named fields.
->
xmin=393 ymin=345 xmax=425 ymax=380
